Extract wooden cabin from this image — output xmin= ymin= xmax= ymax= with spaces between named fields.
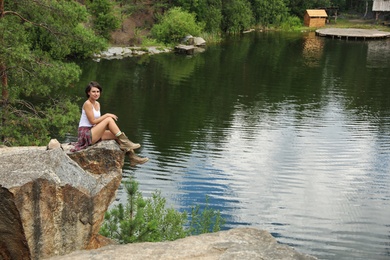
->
xmin=372 ymin=0 xmax=390 ymax=21
xmin=304 ymin=9 xmax=328 ymax=27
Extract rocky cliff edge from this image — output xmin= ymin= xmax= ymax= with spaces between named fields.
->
xmin=0 ymin=140 xmax=124 ymax=259
xmin=0 ymin=140 xmax=316 ymax=260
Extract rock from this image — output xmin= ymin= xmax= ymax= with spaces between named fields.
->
xmin=46 ymin=228 xmax=317 ymax=260
xmin=243 ymin=29 xmax=255 ymax=33
xmin=0 ymin=187 xmax=31 ymax=260
xmin=47 ymin=139 xmax=62 ymax=150
xmin=0 ymin=141 xmax=124 ymax=259
xmin=182 ymin=35 xmax=194 ymax=45
xmin=181 ymin=35 xmax=206 ymax=46
xmin=0 ymin=141 xmax=317 ymax=260
xmin=94 ymin=46 xmax=172 ymax=60
xmin=193 ymin=37 xmax=206 ymax=46
xmin=64 ymin=141 xmax=124 ymax=175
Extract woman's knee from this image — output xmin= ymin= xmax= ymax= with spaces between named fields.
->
xmin=103 ymin=117 xmax=116 ymax=125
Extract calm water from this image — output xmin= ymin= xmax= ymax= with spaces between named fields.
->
xmin=69 ymin=32 xmax=390 ymax=259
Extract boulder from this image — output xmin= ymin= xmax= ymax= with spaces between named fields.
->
xmin=1 ymin=140 xmax=317 ymax=260
xmin=193 ymin=37 xmax=206 ymax=46
xmin=0 ymin=141 xmax=124 ymax=259
xmin=181 ymin=35 xmax=206 ymax=46
xmin=46 ymin=227 xmax=317 ymax=260
xmin=0 ymin=187 xmax=31 ymax=260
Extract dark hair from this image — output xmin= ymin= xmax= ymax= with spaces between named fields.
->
xmin=85 ymin=81 xmax=102 ymax=98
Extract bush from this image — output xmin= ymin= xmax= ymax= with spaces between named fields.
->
xmin=188 ymin=195 xmax=225 ymax=235
xmin=151 ymin=7 xmax=204 ymax=44
xmin=280 ymin=16 xmax=302 ymax=31
xmin=100 ymin=179 xmax=225 ymax=243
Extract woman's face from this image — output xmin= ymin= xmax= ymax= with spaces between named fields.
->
xmin=88 ymin=86 xmax=101 ymax=101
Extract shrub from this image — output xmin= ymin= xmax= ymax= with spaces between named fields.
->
xmin=280 ymin=16 xmax=302 ymax=31
xmin=187 ymin=195 xmax=225 ymax=235
xmin=100 ymin=179 xmax=225 ymax=243
xmin=151 ymin=7 xmax=204 ymax=44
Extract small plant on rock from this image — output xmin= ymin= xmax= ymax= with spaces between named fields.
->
xmin=187 ymin=195 xmax=225 ymax=235
xmin=99 ymin=179 xmax=225 ymax=243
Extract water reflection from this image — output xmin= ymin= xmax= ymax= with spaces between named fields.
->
xmin=367 ymin=40 xmax=390 ymax=68
xmin=303 ymin=32 xmax=325 ymax=67
xmin=72 ymin=32 xmax=390 ymax=259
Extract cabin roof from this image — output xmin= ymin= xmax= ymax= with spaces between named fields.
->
xmin=305 ymin=9 xmax=328 ymax=18
xmin=373 ymin=0 xmax=390 ymax=11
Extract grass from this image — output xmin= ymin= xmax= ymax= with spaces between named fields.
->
xmin=325 ymin=17 xmax=390 ymax=32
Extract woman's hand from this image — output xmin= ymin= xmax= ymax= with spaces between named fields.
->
xmin=105 ymin=113 xmax=118 ymax=121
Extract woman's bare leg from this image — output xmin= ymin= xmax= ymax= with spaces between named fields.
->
xmin=101 ymin=130 xmax=115 ymax=140
xmin=91 ymin=117 xmax=120 ymax=144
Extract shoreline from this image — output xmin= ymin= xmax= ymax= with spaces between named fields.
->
xmin=93 ymin=46 xmax=173 ymax=61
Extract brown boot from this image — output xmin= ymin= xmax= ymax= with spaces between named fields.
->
xmin=128 ymin=150 xmax=149 ymax=167
xmin=117 ymin=132 xmax=140 ymax=152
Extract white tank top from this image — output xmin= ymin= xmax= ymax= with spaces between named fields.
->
xmin=78 ymin=106 xmax=101 ymax=127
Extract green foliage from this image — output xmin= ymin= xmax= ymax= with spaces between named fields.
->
xmin=143 ymin=190 xmax=188 ymax=241
xmin=100 ymin=179 xmax=225 ymax=243
xmin=1 ymin=98 xmax=80 ymax=146
xmin=199 ymin=31 xmax=223 ymax=44
xmin=280 ymin=16 xmax=302 ymax=31
xmin=160 ymin=0 xmax=350 ymax=32
xmin=151 ymin=7 xmax=204 ymax=44
xmin=68 ymin=24 xmax=108 ymax=58
xmin=1 ymin=0 xmax=108 ymax=146
xmin=251 ymin=0 xmax=290 ymax=27
xmin=100 ymin=180 xmax=187 ymax=243
xmin=221 ymin=0 xmax=254 ymax=33
xmin=202 ymin=5 xmax=223 ymax=33
xmin=87 ymin=0 xmax=121 ymax=40
xmin=286 ymin=0 xmax=336 ymax=17
xmin=174 ymin=0 xmax=223 ymax=33
xmin=187 ymin=196 xmax=225 ymax=235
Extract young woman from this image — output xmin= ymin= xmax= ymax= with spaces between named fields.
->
xmin=71 ymin=81 xmax=148 ymax=165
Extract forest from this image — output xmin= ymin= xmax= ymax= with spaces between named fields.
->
xmin=0 ymin=0 xmax=384 ymax=146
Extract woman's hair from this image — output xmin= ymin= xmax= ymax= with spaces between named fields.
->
xmin=85 ymin=81 xmax=102 ymax=98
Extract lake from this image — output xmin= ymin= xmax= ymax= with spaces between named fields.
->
xmin=69 ymin=31 xmax=390 ymax=259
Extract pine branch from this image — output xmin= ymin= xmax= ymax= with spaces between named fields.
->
xmin=3 ymin=11 xmax=60 ymax=35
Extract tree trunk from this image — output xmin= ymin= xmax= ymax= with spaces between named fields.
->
xmin=0 ymin=0 xmax=3 ymax=18
xmin=1 ymin=0 xmax=9 ymax=143
xmin=364 ymin=0 xmax=368 ymax=18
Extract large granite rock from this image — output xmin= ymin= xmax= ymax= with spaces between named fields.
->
xmin=47 ymin=227 xmax=317 ymax=260
xmin=0 ymin=141 xmax=124 ymax=260
xmin=1 ymin=140 xmax=317 ymax=260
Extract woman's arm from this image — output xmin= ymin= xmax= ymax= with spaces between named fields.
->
xmin=84 ymin=101 xmax=118 ymax=125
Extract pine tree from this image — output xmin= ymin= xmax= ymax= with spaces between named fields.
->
xmin=100 ymin=179 xmax=226 ymax=243
xmin=0 ymin=0 xmax=107 ymax=146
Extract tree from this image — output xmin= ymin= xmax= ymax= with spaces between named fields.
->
xmin=100 ymin=180 xmax=188 ymax=243
xmin=100 ymin=179 xmax=225 ymax=243
xmin=251 ymin=0 xmax=290 ymax=27
xmin=86 ymin=0 xmax=120 ymax=40
xmin=0 ymin=0 xmax=107 ymax=146
xmin=202 ymin=0 xmax=223 ymax=33
xmin=221 ymin=0 xmax=254 ymax=33
xmin=173 ymin=0 xmax=223 ymax=33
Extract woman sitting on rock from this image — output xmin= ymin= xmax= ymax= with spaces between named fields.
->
xmin=71 ymin=81 xmax=148 ymax=165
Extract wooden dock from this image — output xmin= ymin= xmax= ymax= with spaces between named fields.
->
xmin=315 ymin=28 xmax=390 ymax=40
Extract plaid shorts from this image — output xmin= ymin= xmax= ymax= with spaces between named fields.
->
xmin=70 ymin=127 xmax=92 ymax=152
